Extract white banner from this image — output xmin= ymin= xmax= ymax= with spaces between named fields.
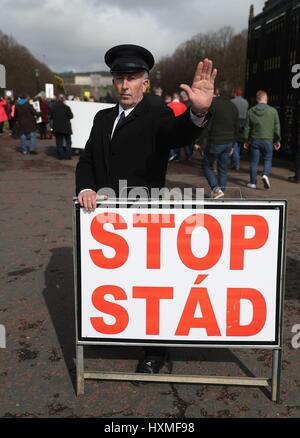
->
xmin=66 ymin=100 xmax=114 ymax=149
xmin=76 ymin=201 xmax=285 ymax=346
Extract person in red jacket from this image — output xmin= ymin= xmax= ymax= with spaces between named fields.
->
xmin=168 ymin=93 xmax=187 ymax=161
xmin=168 ymin=92 xmax=187 ymax=116
xmin=0 ymin=97 xmax=8 ymax=133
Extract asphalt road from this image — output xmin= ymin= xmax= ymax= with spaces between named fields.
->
xmin=0 ymin=133 xmax=299 ymax=418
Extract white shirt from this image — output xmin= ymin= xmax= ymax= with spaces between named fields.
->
xmin=111 ymin=105 xmax=135 ymax=138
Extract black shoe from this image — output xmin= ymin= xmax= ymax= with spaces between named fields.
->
xmin=288 ymin=176 xmax=300 ymax=183
xmin=135 ymin=357 xmax=164 ymax=374
xmin=29 ymin=150 xmax=38 ymax=155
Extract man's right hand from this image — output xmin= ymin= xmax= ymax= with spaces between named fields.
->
xmin=77 ymin=189 xmax=97 ymax=211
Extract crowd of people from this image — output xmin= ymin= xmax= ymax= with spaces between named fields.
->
xmin=0 ymin=81 xmax=299 ymax=188
xmin=151 ymin=85 xmax=300 ymax=195
xmin=0 ymin=93 xmax=74 ymax=159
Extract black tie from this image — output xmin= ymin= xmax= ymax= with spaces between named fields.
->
xmin=114 ymin=111 xmax=125 ymax=133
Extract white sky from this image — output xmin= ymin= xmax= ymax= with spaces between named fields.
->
xmin=0 ymin=0 xmax=266 ymax=72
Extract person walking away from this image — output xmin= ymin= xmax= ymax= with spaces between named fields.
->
xmin=200 ymin=87 xmax=239 ymax=199
xmin=244 ymin=90 xmax=281 ymax=189
xmin=14 ymin=96 xmax=38 ymax=154
xmin=0 ymin=97 xmax=8 ymax=134
xmin=231 ymin=87 xmax=249 ymax=170
xmin=50 ymin=95 xmax=74 ymax=160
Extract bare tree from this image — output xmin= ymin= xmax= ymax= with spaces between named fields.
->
xmin=0 ymin=30 xmax=54 ymax=97
xmin=151 ymin=27 xmax=247 ymax=96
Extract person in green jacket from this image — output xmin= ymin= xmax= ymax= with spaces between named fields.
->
xmin=200 ymin=87 xmax=239 ymax=199
xmin=244 ymin=90 xmax=281 ymax=189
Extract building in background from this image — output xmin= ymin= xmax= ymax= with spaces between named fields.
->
xmin=57 ymin=71 xmax=114 ymax=101
xmin=246 ymin=0 xmax=300 ymax=157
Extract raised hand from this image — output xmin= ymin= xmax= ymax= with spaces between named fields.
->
xmin=180 ymin=58 xmax=217 ymax=114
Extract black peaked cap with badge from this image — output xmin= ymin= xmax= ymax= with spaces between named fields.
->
xmin=105 ymin=44 xmax=155 ymax=74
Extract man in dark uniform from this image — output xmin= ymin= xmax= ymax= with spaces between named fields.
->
xmin=76 ymin=44 xmax=217 ymax=373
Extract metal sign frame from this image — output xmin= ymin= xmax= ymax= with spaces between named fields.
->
xmin=73 ymin=198 xmax=287 ymax=401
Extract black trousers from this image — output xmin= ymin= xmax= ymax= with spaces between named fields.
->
xmin=38 ymin=122 xmax=47 ymax=139
xmin=55 ymin=133 xmax=72 ymax=159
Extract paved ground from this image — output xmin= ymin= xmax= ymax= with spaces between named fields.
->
xmin=0 ymin=132 xmax=299 ymax=418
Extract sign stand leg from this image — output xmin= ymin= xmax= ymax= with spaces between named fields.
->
xmin=271 ymin=348 xmax=282 ymax=402
xmin=76 ymin=344 xmax=85 ymax=396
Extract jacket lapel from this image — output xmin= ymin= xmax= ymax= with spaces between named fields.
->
xmin=113 ymin=97 xmax=149 ymax=135
xmin=103 ymin=98 xmax=149 ymax=169
xmin=102 ymin=105 xmax=118 ymax=169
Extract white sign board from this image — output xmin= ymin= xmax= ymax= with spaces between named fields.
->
xmin=75 ymin=200 xmax=286 ymax=347
xmin=32 ymin=100 xmax=42 ymax=124
xmin=66 ymin=100 xmax=114 ymax=149
xmin=0 ymin=64 xmax=6 ymax=88
xmin=45 ymin=83 xmax=54 ymax=99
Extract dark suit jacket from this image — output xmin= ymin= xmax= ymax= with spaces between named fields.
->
xmin=15 ymin=103 xmax=37 ymax=134
xmin=50 ymin=102 xmax=73 ymax=134
xmin=75 ymin=96 xmax=206 ymax=195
